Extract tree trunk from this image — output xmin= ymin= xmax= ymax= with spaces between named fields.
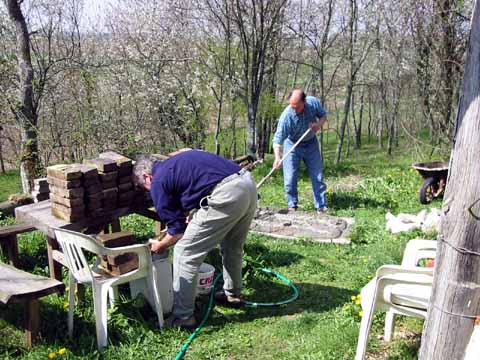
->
xmin=419 ymin=2 xmax=480 ymax=358
xmin=5 ymin=0 xmax=38 ymax=193
xmin=335 ymin=83 xmax=353 ymax=165
xmin=0 ymin=126 xmax=5 ymax=173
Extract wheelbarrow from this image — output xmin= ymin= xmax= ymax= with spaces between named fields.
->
xmin=411 ymin=161 xmax=449 ymax=204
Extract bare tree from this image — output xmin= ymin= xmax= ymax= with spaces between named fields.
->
xmin=231 ymin=0 xmax=288 ymax=158
xmin=4 ymin=0 xmax=38 ymax=193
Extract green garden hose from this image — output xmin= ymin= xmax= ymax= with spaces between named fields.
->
xmin=174 ymin=268 xmax=299 ymax=360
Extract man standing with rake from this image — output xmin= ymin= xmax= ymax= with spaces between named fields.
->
xmin=272 ymin=89 xmax=328 ymax=213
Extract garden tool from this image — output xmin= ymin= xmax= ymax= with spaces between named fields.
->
xmin=256 ymin=127 xmax=312 ymax=189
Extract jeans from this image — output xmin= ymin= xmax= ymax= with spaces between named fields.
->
xmin=282 ymin=136 xmax=327 ymax=210
xmin=172 ymin=171 xmax=257 ymax=318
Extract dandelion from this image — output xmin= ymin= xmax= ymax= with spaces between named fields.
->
xmin=48 ymin=352 xmax=56 ymax=359
xmin=356 ymin=294 xmax=362 ymax=300
xmin=58 ymin=348 xmax=66 ymax=355
xmin=351 ymin=295 xmax=356 ymax=301
xmin=359 ymin=311 xmax=364 ymax=317
xmin=355 ymin=300 xmax=361 ymax=305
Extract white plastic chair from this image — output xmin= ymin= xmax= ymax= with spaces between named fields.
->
xmin=355 ymin=265 xmax=434 ymax=360
xmin=54 ymin=228 xmax=164 ymax=350
xmin=382 ymin=239 xmax=437 ymax=341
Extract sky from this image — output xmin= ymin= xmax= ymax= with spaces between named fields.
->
xmin=81 ymin=0 xmax=111 ymax=31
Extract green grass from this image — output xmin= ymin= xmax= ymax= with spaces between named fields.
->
xmin=0 ymin=136 xmax=444 ymax=359
xmin=0 ymin=170 xmax=22 ymax=202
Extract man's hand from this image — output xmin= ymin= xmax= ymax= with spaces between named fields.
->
xmin=148 ymin=238 xmax=169 ymax=253
xmin=273 ymin=157 xmax=282 ymax=169
xmin=310 ymin=116 xmax=327 ymax=133
xmin=148 ymin=232 xmax=183 ymax=253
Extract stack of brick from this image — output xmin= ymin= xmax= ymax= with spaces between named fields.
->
xmin=47 ymin=165 xmax=87 ymax=222
xmin=31 ymin=178 xmax=50 ymax=202
xmin=99 ymin=151 xmax=135 ymax=208
xmin=84 ymin=158 xmax=118 ymax=211
xmin=96 ymin=231 xmax=139 ymax=275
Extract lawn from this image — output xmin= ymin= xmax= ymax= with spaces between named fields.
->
xmin=0 ymin=138 xmax=441 ymax=359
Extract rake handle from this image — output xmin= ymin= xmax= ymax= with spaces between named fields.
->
xmin=256 ymin=128 xmax=313 ymax=190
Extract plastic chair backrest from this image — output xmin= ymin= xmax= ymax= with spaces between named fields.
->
xmin=401 ymin=239 xmax=437 ymax=267
xmin=54 ymin=228 xmax=105 ymax=284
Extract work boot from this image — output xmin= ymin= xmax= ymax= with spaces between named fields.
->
xmin=169 ymin=315 xmax=198 ymax=331
xmin=316 ymin=207 xmax=328 ymax=214
xmin=214 ymin=291 xmax=245 ymax=308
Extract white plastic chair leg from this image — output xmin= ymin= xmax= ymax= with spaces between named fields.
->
xmin=68 ymin=273 xmax=76 ymax=337
xmin=355 ymin=301 xmax=375 ymax=360
xmin=92 ymin=284 xmax=110 ymax=350
xmin=384 ymin=311 xmax=396 ymax=341
xmin=355 ymin=279 xmax=377 ymax=360
xmin=147 ymin=270 xmax=164 ymax=328
xmin=108 ymin=286 xmax=119 ymax=308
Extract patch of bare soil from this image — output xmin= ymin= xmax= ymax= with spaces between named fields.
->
xmin=366 ymin=327 xmax=421 ymax=360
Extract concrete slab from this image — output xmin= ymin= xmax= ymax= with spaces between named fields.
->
xmin=250 ymin=208 xmax=354 ymax=244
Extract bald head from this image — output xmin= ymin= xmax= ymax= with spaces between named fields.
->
xmin=289 ymin=89 xmax=306 ymax=114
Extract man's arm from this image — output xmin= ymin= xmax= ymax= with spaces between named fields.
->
xmin=148 ymin=232 xmax=183 ymax=253
xmin=273 ymin=144 xmax=283 ymax=169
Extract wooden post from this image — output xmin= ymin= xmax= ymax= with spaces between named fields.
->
xmin=111 ymin=218 xmax=121 ymax=233
xmin=24 ymin=299 xmax=39 ymax=348
xmin=419 ymin=2 xmax=480 ymax=358
xmin=0 ymin=235 xmax=20 ymax=267
xmin=46 ymin=236 xmax=62 ymax=281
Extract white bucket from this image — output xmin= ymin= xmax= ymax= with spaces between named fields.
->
xmin=197 ymin=263 xmax=215 ymax=295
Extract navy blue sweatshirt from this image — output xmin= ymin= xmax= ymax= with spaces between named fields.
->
xmin=150 ymin=150 xmax=241 ymax=235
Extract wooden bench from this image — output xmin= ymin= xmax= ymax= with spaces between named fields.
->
xmin=0 ymin=263 xmax=65 ymax=348
xmin=0 ymin=224 xmax=35 ymax=267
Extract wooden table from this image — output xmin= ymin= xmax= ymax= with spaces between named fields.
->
xmin=0 ymin=263 xmax=65 ymax=348
xmin=15 ymin=200 xmax=160 ymax=280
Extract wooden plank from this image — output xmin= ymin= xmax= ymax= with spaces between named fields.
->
xmin=102 ymin=180 xmax=117 ymax=189
xmin=0 ymin=224 xmax=35 ymax=238
xmin=50 ymin=186 xmax=84 ymax=199
xmin=51 ymin=249 xmax=66 ymax=267
xmin=99 ymin=171 xmax=118 ymax=183
xmin=47 ymin=164 xmax=82 ymax=181
xmin=46 ymin=177 xmax=82 ymax=189
xmin=85 ymin=182 xmax=103 ymax=195
xmin=83 ymin=158 xmax=117 ymax=173
xmin=50 ymin=193 xmax=84 ymax=207
xmin=118 ymin=182 xmax=133 ymax=192
xmin=98 ymin=151 xmax=133 ymax=168
xmin=69 ymin=164 xmax=98 ymax=180
xmin=24 ymin=299 xmax=39 ymax=348
xmin=0 ymin=263 xmax=64 ymax=303
xmin=96 ymin=231 xmax=134 ymax=247
xmin=118 ymin=175 xmax=132 ymax=184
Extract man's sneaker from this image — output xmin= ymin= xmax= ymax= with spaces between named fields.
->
xmin=288 ymin=207 xmax=297 ymax=213
xmin=214 ymin=291 xmax=245 ymax=308
xmin=317 ymin=207 xmax=328 ymax=214
xmin=170 ymin=315 xmax=198 ymax=331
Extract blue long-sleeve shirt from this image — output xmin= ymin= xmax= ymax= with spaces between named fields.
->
xmin=150 ymin=150 xmax=241 ymax=235
xmin=272 ymin=96 xmax=327 ymax=145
